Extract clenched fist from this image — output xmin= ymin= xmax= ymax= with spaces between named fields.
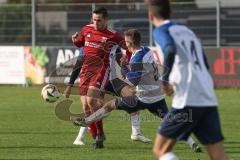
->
xmin=72 ymin=32 xmax=79 ymax=43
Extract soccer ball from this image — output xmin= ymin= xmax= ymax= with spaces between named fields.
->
xmin=41 ymin=84 xmax=60 ymax=103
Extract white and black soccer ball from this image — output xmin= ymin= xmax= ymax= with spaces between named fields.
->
xmin=41 ymin=84 xmax=60 ymax=103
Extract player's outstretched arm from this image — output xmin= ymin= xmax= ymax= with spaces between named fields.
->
xmin=72 ymin=32 xmax=79 ymax=43
xmin=64 ymin=49 xmax=84 ymax=98
xmin=64 ymin=86 xmax=72 ymax=98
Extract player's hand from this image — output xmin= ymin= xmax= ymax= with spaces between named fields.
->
xmin=64 ymin=86 xmax=72 ymax=98
xmin=72 ymin=32 xmax=79 ymax=43
xmin=162 ymin=82 xmax=174 ymax=96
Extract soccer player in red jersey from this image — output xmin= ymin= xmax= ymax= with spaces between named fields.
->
xmin=65 ymin=7 xmax=132 ymax=148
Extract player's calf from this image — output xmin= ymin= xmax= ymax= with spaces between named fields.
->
xmin=153 ymin=134 xmax=176 ymax=159
xmin=205 ymin=142 xmax=229 ymax=160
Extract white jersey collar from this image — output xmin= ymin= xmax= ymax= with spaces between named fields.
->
xmin=159 ymin=20 xmax=171 ymax=27
xmin=134 ymin=46 xmax=144 ymax=54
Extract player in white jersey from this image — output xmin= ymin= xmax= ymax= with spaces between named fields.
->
xmin=71 ymin=28 xmax=201 ymax=152
xmin=146 ymin=0 xmax=229 ymax=160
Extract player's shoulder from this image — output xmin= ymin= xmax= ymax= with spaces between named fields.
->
xmin=153 ymin=21 xmax=176 ymax=48
xmin=168 ymin=22 xmax=197 ymax=40
xmin=106 ymin=27 xmax=117 ymax=34
xmin=137 ymin=46 xmax=151 ymax=55
xmin=108 ymin=28 xmax=123 ymax=40
xmin=131 ymin=47 xmax=151 ymax=62
xmin=82 ymin=24 xmax=95 ymax=31
xmin=106 ymin=28 xmax=123 ymax=39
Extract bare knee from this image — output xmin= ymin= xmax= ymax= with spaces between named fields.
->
xmin=120 ymin=86 xmax=135 ymax=97
xmin=80 ymin=96 xmax=89 ymax=113
xmin=86 ymin=96 xmax=100 ymax=108
xmin=103 ymin=99 xmax=116 ymax=112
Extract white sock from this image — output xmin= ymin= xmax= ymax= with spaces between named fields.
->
xmin=75 ymin=127 xmax=88 ymax=141
xmin=159 ymin=152 xmax=179 ymax=160
xmin=131 ymin=113 xmax=141 ymax=136
xmin=186 ymin=136 xmax=195 ymax=148
xmin=85 ymin=107 xmax=110 ymax=124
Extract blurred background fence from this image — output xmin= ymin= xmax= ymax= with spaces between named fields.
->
xmin=1 ymin=1 xmax=240 ymax=47
xmin=0 ymin=0 xmax=239 ymax=87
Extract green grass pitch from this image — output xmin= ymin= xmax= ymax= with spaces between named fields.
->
xmin=0 ymin=85 xmax=239 ymax=160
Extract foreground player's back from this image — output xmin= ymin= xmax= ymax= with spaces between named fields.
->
xmin=156 ymin=21 xmax=218 ymax=108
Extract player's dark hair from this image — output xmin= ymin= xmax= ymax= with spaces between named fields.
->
xmin=93 ymin=7 xmax=108 ymax=19
xmin=124 ymin=28 xmax=141 ymax=46
xmin=146 ymin=0 xmax=171 ymax=19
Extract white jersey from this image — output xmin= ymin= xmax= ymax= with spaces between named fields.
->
xmin=109 ymin=45 xmax=165 ymax=103
xmin=153 ymin=20 xmax=218 ymax=109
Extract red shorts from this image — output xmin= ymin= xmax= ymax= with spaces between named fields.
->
xmin=79 ymin=67 xmax=109 ymax=96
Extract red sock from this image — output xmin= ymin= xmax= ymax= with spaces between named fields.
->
xmin=88 ymin=122 xmax=97 ymax=139
xmin=95 ymin=120 xmax=104 ymax=135
xmin=85 ymin=113 xmax=97 ymax=139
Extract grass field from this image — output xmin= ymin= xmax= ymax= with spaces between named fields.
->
xmin=0 ymin=85 xmax=239 ymax=160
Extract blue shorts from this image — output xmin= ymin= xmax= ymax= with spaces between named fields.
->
xmin=116 ymin=96 xmax=168 ymax=118
xmin=159 ymin=107 xmax=224 ymax=144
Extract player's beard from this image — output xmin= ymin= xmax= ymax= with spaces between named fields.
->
xmin=96 ymin=24 xmax=107 ymax=31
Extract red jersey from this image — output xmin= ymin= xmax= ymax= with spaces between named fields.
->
xmin=73 ymin=24 xmax=130 ymax=95
xmin=74 ymin=24 xmax=126 ymax=68
xmin=74 ymin=24 xmax=124 ymax=48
